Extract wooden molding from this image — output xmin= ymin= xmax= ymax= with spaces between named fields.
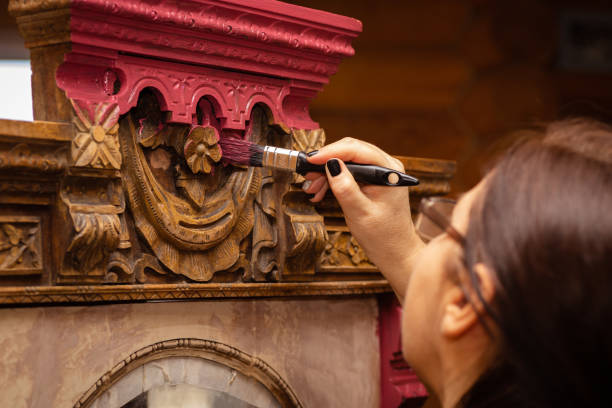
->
xmin=0 ymin=280 xmax=391 ymax=305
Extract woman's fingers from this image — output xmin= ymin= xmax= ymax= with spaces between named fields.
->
xmin=310 ymin=181 xmax=329 ymax=202
xmin=304 ymin=172 xmax=324 ymax=181
xmin=324 ymin=158 xmax=370 ymax=216
xmin=302 ymin=175 xmax=327 ymax=194
xmin=307 ymin=137 xmax=404 ymax=172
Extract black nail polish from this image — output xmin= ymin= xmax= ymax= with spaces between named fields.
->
xmin=327 ymin=159 xmax=341 ymax=177
xmin=307 ymin=150 xmax=319 ymax=157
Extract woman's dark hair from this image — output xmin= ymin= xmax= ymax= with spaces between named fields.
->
xmin=459 ymin=119 xmax=612 ymax=407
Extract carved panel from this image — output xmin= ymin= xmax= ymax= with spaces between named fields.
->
xmin=120 ymin=92 xmax=260 ymax=281
xmin=319 ymin=227 xmax=377 ymax=273
xmin=0 ymin=216 xmax=43 ymax=276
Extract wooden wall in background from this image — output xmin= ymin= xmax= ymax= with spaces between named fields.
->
xmin=296 ymin=0 xmax=612 ymax=192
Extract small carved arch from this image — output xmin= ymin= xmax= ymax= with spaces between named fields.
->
xmin=244 ymin=95 xmax=285 ymax=130
xmin=126 ymin=82 xmax=171 ymax=114
xmin=247 ymin=101 xmax=290 ymax=137
xmin=190 ymin=89 xmax=225 ymax=124
xmin=74 ymin=338 xmax=303 ymax=408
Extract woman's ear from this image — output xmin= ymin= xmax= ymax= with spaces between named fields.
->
xmin=440 ymin=263 xmax=496 ymax=339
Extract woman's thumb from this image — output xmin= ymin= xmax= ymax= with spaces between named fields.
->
xmin=325 ymin=159 xmax=370 ymax=216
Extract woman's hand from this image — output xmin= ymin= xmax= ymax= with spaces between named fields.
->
xmin=303 ymin=138 xmax=425 ymax=302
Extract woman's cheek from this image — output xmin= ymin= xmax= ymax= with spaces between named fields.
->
xmin=400 ymin=245 xmax=447 ymax=365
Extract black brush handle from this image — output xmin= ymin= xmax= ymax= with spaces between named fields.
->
xmin=296 ymin=153 xmax=419 ymax=187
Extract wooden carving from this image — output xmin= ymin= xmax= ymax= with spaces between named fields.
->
xmin=70 ymin=100 xmax=121 ymax=169
xmin=120 ymin=92 xmax=260 ymax=281
xmin=0 ymin=0 xmax=457 ymax=303
xmin=59 ymin=177 xmax=126 ymax=280
xmin=320 ymin=229 xmax=377 ymax=273
xmin=0 ymin=216 xmax=43 ymax=275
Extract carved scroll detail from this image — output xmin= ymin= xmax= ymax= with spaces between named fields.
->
xmin=60 ymin=179 xmax=126 ymax=279
xmin=283 ymin=193 xmax=327 ymax=275
xmin=0 ymin=216 xmax=42 ymax=275
xmin=71 ymin=100 xmax=121 ymax=169
xmin=67 ymin=212 xmax=120 ymax=273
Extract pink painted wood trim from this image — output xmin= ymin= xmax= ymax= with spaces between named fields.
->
xmin=379 ymin=294 xmax=428 ymax=407
xmin=56 ymin=0 xmax=361 ymax=131
xmin=71 ymin=0 xmax=362 ymax=57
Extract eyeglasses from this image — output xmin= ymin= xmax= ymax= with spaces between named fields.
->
xmin=416 ymin=197 xmax=500 ymax=332
xmin=415 ymin=197 xmax=465 ymax=245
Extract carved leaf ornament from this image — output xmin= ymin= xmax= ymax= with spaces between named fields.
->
xmin=67 ymin=212 xmax=121 ymax=273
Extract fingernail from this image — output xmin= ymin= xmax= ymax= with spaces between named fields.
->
xmin=307 ymin=150 xmax=319 ymax=157
xmin=302 ymin=180 xmax=312 ymax=191
xmin=326 ymin=159 xmax=341 ymax=177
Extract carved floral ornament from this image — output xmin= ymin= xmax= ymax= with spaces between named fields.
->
xmin=184 ymin=126 xmax=221 ymax=174
xmin=71 ymin=99 xmax=121 ymax=169
xmin=0 ymin=216 xmax=42 ymax=275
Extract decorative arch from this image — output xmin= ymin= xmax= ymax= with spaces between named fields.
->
xmin=191 ymin=91 xmax=225 ymax=124
xmin=74 ymin=338 xmax=303 ymax=408
xmin=124 ymin=80 xmax=171 ymax=114
xmin=244 ymin=94 xmax=288 ymax=130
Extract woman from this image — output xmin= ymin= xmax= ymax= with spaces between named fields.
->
xmin=303 ymin=119 xmax=612 ymax=407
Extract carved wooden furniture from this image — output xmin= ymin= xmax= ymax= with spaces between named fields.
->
xmin=1 ymin=0 xmax=454 ymax=303
xmin=1 ymin=1 xmax=454 ymax=407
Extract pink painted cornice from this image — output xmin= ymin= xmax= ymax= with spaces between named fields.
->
xmin=54 ymin=0 xmax=361 ymax=129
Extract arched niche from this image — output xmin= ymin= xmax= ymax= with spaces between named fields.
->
xmin=75 ymin=339 xmax=302 ymax=408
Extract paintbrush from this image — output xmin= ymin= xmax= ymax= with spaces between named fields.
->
xmin=219 ymin=137 xmax=419 ymax=187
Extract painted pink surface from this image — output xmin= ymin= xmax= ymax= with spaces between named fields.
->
xmin=379 ymin=294 xmax=428 ymax=407
xmin=56 ymin=0 xmax=361 ymax=131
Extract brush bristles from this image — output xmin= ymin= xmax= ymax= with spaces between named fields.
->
xmin=219 ymin=137 xmax=264 ymax=167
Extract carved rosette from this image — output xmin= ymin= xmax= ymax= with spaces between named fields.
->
xmin=184 ymin=126 xmax=221 ymax=174
xmin=71 ymin=100 xmax=121 ymax=169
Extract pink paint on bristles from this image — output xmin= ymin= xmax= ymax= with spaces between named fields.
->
xmin=219 ymin=137 xmax=258 ymax=165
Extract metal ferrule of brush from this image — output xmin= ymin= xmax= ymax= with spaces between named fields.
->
xmin=262 ymin=146 xmax=300 ymax=171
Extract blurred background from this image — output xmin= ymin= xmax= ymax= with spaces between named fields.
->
xmin=2 ymin=0 xmax=612 ymax=192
